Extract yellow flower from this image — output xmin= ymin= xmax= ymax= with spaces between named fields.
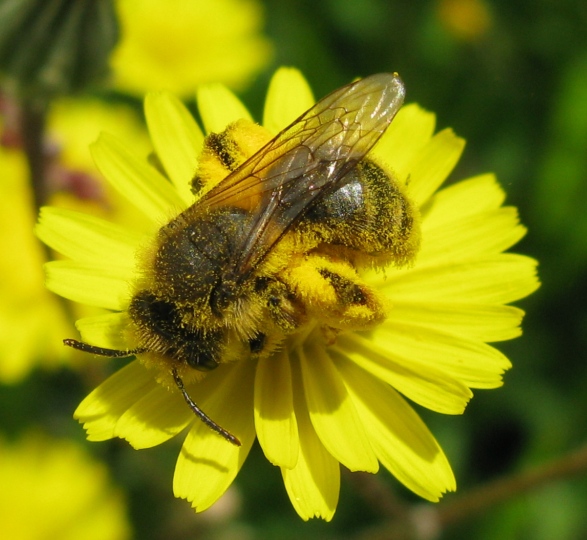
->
xmin=0 ymin=433 xmax=130 ymax=540
xmin=437 ymin=0 xmax=493 ymax=42
xmin=0 ymin=146 xmax=71 ymax=382
xmin=0 ymin=99 xmax=150 ymax=383
xmin=47 ymin=98 xmax=153 ymax=231
xmin=110 ymin=0 xmax=273 ymax=96
xmin=36 ymin=68 xmax=540 ymax=520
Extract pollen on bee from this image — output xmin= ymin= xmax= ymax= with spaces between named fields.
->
xmin=194 ymin=119 xmax=273 ymax=210
xmin=281 ymin=254 xmax=386 ymax=331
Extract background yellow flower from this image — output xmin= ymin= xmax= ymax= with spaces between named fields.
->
xmin=110 ymin=0 xmax=273 ymax=95
xmin=0 ymin=146 xmax=70 ymax=382
xmin=0 ymin=433 xmax=130 ymax=540
xmin=0 ymin=99 xmax=150 ymax=382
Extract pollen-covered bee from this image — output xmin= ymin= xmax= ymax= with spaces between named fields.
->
xmin=67 ymin=73 xmax=420 ymax=446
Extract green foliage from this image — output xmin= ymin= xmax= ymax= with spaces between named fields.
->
xmin=0 ymin=0 xmax=118 ymax=99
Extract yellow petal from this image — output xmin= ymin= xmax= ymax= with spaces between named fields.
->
xmin=281 ymin=361 xmax=339 ymax=521
xmin=263 ymin=67 xmax=314 ymax=133
xmin=173 ymin=360 xmax=256 ymax=511
xmin=91 ymin=133 xmax=186 ymax=224
xmin=45 ymin=261 xmax=132 ymax=310
xmin=115 ymin=384 xmax=193 ymax=449
xmin=408 ymin=128 xmax=466 ymax=206
xmin=144 ymin=91 xmax=203 ymax=203
xmin=74 ymin=360 xmax=154 ymax=441
xmin=381 ymin=254 xmax=540 ymax=305
xmin=385 ymin=302 xmax=525 ymax=342
xmin=36 ymin=207 xmax=142 ymax=264
xmin=372 ymin=103 xmax=436 ymax=183
xmin=419 ymin=207 xmax=527 ymax=266
xmin=368 ymin=323 xmax=511 ymax=389
xmin=196 ymin=83 xmax=252 ymax=134
xmin=334 ymin=335 xmax=472 ymax=414
xmin=338 ymin=358 xmax=456 ymax=501
xmin=76 ymin=312 xmax=131 ymax=350
xmin=254 ymin=349 xmax=299 ymax=468
xmin=299 ymin=342 xmax=379 ymax=473
xmin=423 ymin=173 xmax=506 ymax=228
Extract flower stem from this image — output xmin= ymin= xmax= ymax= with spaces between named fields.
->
xmin=18 ymin=96 xmax=77 ymax=325
xmin=437 ymin=442 xmax=587 ymax=527
xmin=19 ymin=98 xmax=49 ymax=210
xmin=354 ymin=443 xmax=587 ymax=540
xmin=345 ymin=470 xmax=410 ymax=520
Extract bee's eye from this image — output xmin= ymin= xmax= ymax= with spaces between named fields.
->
xmin=130 ymin=292 xmax=178 ymax=340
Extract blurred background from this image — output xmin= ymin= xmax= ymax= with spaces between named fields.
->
xmin=0 ymin=0 xmax=586 ymax=538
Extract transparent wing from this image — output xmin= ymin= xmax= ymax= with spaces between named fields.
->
xmin=198 ymin=72 xmax=406 ymax=281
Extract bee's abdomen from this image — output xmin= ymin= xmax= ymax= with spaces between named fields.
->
xmin=300 ymin=159 xmax=420 ymax=266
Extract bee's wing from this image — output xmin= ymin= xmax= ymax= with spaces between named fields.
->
xmin=200 ymin=72 xmax=406 ymax=280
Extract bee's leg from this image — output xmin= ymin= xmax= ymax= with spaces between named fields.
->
xmin=282 ymin=255 xmax=386 ymax=331
xmin=315 ymin=267 xmax=386 ymax=330
xmin=317 ymin=268 xmax=368 ymax=306
xmin=263 ymin=282 xmax=306 ymax=333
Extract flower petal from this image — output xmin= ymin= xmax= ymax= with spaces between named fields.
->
xmin=372 ymin=103 xmax=436 ymax=183
xmin=379 ymin=254 xmax=540 ymax=305
xmin=299 ymin=342 xmax=378 ymax=472
xmin=115 ymin=384 xmax=193 ymax=449
xmin=281 ymin=360 xmax=339 ymax=521
xmin=408 ymin=128 xmax=466 ymax=206
xmin=36 ymin=207 xmax=142 ymax=264
xmin=91 ymin=132 xmax=185 ymax=224
xmin=367 ymin=323 xmax=511 ymax=389
xmin=76 ymin=312 xmax=130 ymax=350
xmin=197 ymin=83 xmax=252 ymax=134
xmin=263 ymin=67 xmax=314 ymax=133
xmin=45 ymin=261 xmax=131 ymax=310
xmin=333 ymin=336 xmax=472 ymax=414
xmin=144 ymin=91 xmax=203 ymax=203
xmin=385 ymin=302 xmax=525 ymax=342
xmin=74 ymin=360 xmax=154 ymax=441
xmin=423 ymin=173 xmax=506 ymax=228
xmin=254 ymin=349 xmax=299 ymax=469
xmin=338 ymin=358 xmax=456 ymax=501
xmin=174 ymin=360 xmax=256 ymax=512
xmin=419 ymin=207 xmax=527 ymax=266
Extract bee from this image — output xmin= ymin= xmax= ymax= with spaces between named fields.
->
xmin=66 ymin=73 xmax=420 ymax=446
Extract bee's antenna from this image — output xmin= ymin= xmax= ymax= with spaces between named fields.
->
xmin=64 ymin=339 xmax=146 ymax=357
xmin=66 ymin=339 xmax=241 ymax=446
xmin=171 ymin=367 xmax=241 ymax=447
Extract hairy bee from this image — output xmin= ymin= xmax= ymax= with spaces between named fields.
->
xmin=67 ymin=73 xmax=420 ymax=446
